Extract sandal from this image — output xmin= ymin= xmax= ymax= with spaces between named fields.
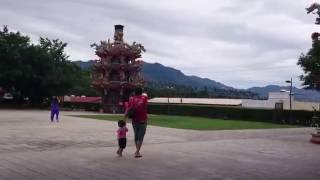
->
xmin=134 ymin=153 xmax=142 ymax=158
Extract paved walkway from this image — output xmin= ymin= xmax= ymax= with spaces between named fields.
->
xmin=0 ymin=110 xmax=319 ymax=180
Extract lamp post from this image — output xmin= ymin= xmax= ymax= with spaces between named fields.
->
xmin=285 ymin=78 xmax=293 ymax=123
xmin=167 ymin=86 xmax=174 ymax=114
xmin=180 ymin=88 xmax=183 ymax=104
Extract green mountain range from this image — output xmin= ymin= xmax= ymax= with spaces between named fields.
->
xmin=74 ymin=60 xmax=320 ymax=102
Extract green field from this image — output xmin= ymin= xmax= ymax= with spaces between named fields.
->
xmin=71 ymin=114 xmax=299 ymax=130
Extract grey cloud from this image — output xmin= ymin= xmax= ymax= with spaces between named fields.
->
xmin=0 ymin=0 xmax=314 ymax=88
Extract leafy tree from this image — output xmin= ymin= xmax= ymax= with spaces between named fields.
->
xmin=298 ymin=40 xmax=320 ymax=90
xmin=0 ymin=26 xmax=85 ymax=103
xmin=68 ymin=69 xmax=98 ymax=96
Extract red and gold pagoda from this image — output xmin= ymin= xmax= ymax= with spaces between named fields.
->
xmin=91 ymin=25 xmax=145 ymax=113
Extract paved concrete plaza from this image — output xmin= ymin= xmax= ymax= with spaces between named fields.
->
xmin=0 ymin=110 xmax=319 ymax=180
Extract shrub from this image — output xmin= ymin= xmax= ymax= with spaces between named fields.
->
xmin=61 ymin=102 xmax=101 ymax=111
xmin=148 ymin=104 xmax=313 ymax=126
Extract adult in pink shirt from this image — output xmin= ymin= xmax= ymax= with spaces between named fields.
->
xmin=126 ymin=87 xmax=148 ymax=158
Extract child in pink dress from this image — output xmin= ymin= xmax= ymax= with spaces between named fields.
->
xmin=117 ymin=120 xmax=128 ymax=157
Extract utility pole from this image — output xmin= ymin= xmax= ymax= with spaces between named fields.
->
xmin=167 ymin=86 xmax=173 ymax=114
xmin=286 ymin=78 xmax=293 ymax=123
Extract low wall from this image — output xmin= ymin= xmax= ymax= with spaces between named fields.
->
xmin=149 ymin=97 xmax=320 ymax=111
xmin=293 ymin=101 xmax=319 ymax=111
xmin=149 ymin=98 xmax=242 ymax=106
xmin=242 ymin=99 xmax=319 ymax=111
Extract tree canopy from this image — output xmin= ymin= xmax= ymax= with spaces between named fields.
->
xmin=298 ymin=40 xmax=320 ymax=90
xmin=0 ymin=26 xmax=86 ymax=103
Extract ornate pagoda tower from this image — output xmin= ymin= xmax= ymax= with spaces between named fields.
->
xmin=91 ymin=25 xmax=145 ymax=113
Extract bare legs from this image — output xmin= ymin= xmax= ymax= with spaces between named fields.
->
xmin=132 ymin=122 xmax=146 ymax=158
xmin=50 ymin=109 xmax=59 ymax=122
xmin=134 ymin=141 xmax=142 ymax=157
xmin=117 ymin=148 xmax=124 ymax=157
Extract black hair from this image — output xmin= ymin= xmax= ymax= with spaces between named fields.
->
xmin=135 ymin=87 xmax=143 ymax=95
xmin=118 ymin=120 xmax=126 ymax=127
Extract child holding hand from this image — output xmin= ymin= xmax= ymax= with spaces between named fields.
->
xmin=116 ymin=120 xmax=128 ymax=157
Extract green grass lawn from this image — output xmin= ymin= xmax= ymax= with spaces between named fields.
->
xmin=71 ymin=114 xmax=299 ymax=130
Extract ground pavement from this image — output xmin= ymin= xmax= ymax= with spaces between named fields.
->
xmin=0 ymin=110 xmax=319 ymax=180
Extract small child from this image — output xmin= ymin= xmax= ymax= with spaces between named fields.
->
xmin=116 ymin=120 xmax=128 ymax=157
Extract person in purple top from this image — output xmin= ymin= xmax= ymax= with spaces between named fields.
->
xmin=50 ymin=97 xmax=60 ymax=122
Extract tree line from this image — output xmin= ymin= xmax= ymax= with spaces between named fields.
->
xmin=0 ymin=26 xmax=96 ymax=103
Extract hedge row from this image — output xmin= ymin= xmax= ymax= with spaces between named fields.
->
xmin=148 ymin=104 xmax=314 ymax=126
xmin=0 ymin=103 xmax=49 ymax=109
xmin=62 ymin=102 xmax=101 ymax=111
xmin=8 ymin=101 xmax=311 ymax=126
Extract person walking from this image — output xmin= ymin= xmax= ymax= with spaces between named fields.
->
xmin=125 ymin=87 xmax=148 ymax=158
xmin=116 ymin=120 xmax=128 ymax=157
xmin=50 ymin=97 xmax=60 ymax=122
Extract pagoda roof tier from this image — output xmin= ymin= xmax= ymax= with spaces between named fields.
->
xmin=92 ymin=79 xmax=143 ymax=85
xmin=92 ymin=81 xmax=143 ymax=90
xmin=93 ymin=41 xmax=145 ymax=59
xmin=93 ymin=62 xmax=142 ymax=71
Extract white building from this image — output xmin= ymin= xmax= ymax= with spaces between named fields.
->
xmin=242 ymin=92 xmax=319 ymax=111
xmin=149 ymin=92 xmax=319 ymax=111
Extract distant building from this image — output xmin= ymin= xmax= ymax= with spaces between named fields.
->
xmin=149 ymin=97 xmax=242 ymax=106
xmin=149 ymin=92 xmax=319 ymax=111
xmin=242 ymin=92 xmax=319 ymax=111
xmin=63 ymin=96 xmax=101 ymax=104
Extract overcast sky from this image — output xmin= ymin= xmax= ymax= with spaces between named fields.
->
xmin=1 ymin=0 xmax=318 ymax=88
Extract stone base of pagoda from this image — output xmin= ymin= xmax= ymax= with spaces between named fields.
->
xmin=310 ymin=130 xmax=320 ymax=144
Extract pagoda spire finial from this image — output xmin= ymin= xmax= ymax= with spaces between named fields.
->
xmin=114 ymin=24 xmax=124 ymax=42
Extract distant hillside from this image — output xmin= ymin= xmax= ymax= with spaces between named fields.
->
xmin=248 ymin=85 xmax=320 ymax=102
xmin=248 ymin=85 xmax=282 ymax=98
xmin=141 ymin=62 xmax=232 ymax=90
xmin=73 ymin=60 xmax=93 ymax=70
xmin=73 ymin=60 xmax=320 ymax=101
xmin=74 ymin=60 xmax=232 ymax=90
